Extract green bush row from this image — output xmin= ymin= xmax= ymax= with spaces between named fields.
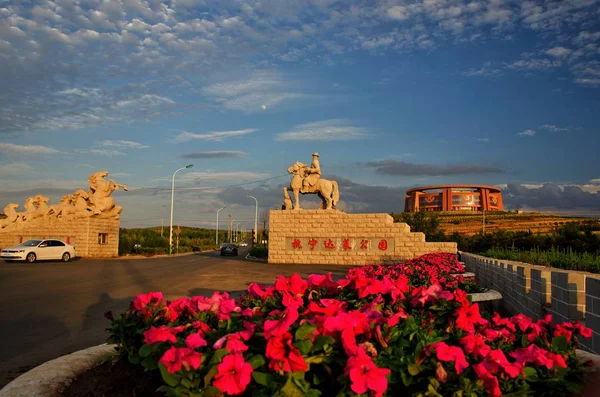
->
xmin=480 ymin=247 xmax=600 ymax=273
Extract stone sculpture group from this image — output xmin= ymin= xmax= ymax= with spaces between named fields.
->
xmin=0 ymin=171 xmax=128 ymax=230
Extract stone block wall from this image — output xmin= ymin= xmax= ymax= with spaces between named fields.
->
xmin=0 ymin=217 xmax=119 ymax=258
xmin=268 ymin=210 xmax=457 ymax=265
xmin=461 ymin=252 xmax=600 ymax=354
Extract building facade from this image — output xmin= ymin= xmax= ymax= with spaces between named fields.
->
xmin=404 ymin=185 xmax=504 ymax=212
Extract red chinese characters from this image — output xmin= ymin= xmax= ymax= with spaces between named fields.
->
xmin=324 ymin=238 xmax=335 ymax=249
xmin=360 ymin=239 xmax=370 ymax=250
xmin=378 ymin=239 xmax=388 ymax=251
xmin=291 ymin=239 xmax=302 ymax=249
xmin=308 ymin=238 xmax=318 ymax=251
xmin=342 ymin=238 xmax=353 ymax=250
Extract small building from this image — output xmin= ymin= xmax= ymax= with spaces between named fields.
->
xmin=404 ymin=184 xmax=504 ymax=212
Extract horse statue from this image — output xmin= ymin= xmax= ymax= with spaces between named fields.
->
xmin=285 ymin=161 xmax=339 ymax=210
xmin=21 ymin=197 xmax=38 ymax=222
xmin=49 ymin=194 xmax=75 ymax=218
xmin=72 ymin=189 xmax=94 ymax=217
xmin=0 ymin=203 xmax=22 ymax=229
xmin=88 ymin=171 xmax=128 ymax=215
xmin=32 ymin=195 xmax=53 ymax=220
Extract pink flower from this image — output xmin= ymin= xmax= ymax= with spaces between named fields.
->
xmin=213 ymin=354 xmax=253 ymax=395
xmin=166 ymin=298 xmax=192 ymax=322
xmin=247 ymin=283 xmax=274 ymax=299
xmin=132 ymin=292 xmax=164 ymax=311
xmin=192 ymin=292 xmax=240 ymax=320
xmin=345 ymin=347 xmax=390 ymax=397
xmin=432 ymin=342 xmax=469 ymax=374
xmin=460 ymin=335 xmax=491 ymax=359
xmin=158 ymin=347 xmax=203 ymax=374
xmin=185 ymin=332 xmax=208 ymax=349
xmin=274 ymin=273 xmax=308 ymax=297
xmin=307 ymin=272 xmax=339 ymax=292
xmin=473 ymin=363 xmax=502 ymax=397
xmin=263 ymin=304 xmax=299 ymax=339
xmin=144 ymin=325 xmax=183 ymax=345
xmin=510 ymin=344 xmax=567 ymax=369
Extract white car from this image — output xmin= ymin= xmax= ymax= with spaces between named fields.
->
xmin=239 ymin=242 xmax=248 ymax=247
xmin=1 ymin=239 xmax=76 ymax=263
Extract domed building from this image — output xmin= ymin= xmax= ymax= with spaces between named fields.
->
xmin=404 ymin=185 xmax=503 ymax=212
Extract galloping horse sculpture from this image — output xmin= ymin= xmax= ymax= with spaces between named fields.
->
xmin=285 ymin=161 xmax=339 ymax=210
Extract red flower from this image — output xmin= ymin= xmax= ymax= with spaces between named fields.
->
xmin=247 ymin=283 xmax=274 ymax=299
xmin=158 ymin=346 xmax=203 ymax=374
xmin=213 ymin=353 xmax=253 ymax=395
xmin=192 ymin=321 xmax=213 ymax=336
xmin=432 ymin=342 xmax=469 ymax=374
xmin=192 ymin=292 xmax=240 ymax=320
xmin=133 ymin=292 xmax=164 ymax=311
xmin=144 ymin=325 xmax=183 ymax=345
xmin=574 ymin=322 xmax=593 ymax=338
xmin=307 ymin=272 xmax=339 ymax=292
xmin=226 ymin=335 xmax=249 ymax=353
xmin=511 ymin=313 xmax=533 ymax=332
xmin=324 ymin=311 xmax=370 ymax=356
xmin=265 ymin=332 xmax=307 ymax=373
xmin=455 ymin=303 xmax=487 ymax=333
xmin=263 ymin=304 xmax=299 ymax=339
xmin=510 ymin=344 xmax=567 ymax=369
xmin=460 ymin=334 xmax=491 ymax=359
xmin=166 ymin=298 xmax=192 ymax=322
xmin=473 ymin=363 xmax=502 ymax=397
xmin=185 ymin=332 xmax=208 ymax=349
xmin=274 ymin=273 xmax=308 ymax=297
xmin=345 ymin=347 xmax=390 ymax=397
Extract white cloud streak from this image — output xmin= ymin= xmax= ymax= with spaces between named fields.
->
xmin=0 ymin=143 xmax=59 ymax=155
xmin=276 ymin=119 xmax=370 ymax=141
xmin=99 ymin=140 xmax=149 ymax=149
xmin=517 ymin=129 xmax=536 ymax=137
xmin=173 ymin=129 xmax=257 ymax=143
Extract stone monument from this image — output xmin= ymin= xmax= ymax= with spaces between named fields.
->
xmin=269 ymin=154 xmax=457 ymax=265
xmin=0 ymin=171 xmax=128 ymax=258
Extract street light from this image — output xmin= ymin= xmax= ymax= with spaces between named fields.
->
xmin=247 ymin=195 xmax=258 ymax=245
xmin=216 ymin=206 xmax=226 ymax=247
xmin=230 ymin=218 xmax=235 ymax=243
xmin=236 ymin=223 xmax=241 ymax=242
xmin=169 ymin=164 xmax=194 ymax=255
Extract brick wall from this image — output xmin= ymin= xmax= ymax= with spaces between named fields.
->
xmin=0 ymin=217 xmax=119 ymax=258
xmin=268 ymin=210 xmax=457 ymax=265
xmin=461 ymin=252 xmax=600 ymax=354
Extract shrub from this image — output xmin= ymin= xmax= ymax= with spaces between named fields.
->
xmin=106 ymin=253 xmax=592 ymax=397
xmin=250 ymin=245 xmax=268 ymax=258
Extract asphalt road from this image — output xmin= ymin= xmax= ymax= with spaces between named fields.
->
xmin=0 ymin=246 xmax=352 ymax=388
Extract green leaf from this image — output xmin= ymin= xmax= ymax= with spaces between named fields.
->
xmin=313 ymin=336 xmax=336 ymax=352
xmin=294 ymin=339 xmax=313 ymax=355
xmin=208 ymin=348 xmax=229 ymax=365
xmin=159 ymin=364 xmax=181 ymax=387
xmin=139 ymin=344 xmax=152 ymax=358
xmin=552 ymin=335 xmax=568 ymax=352
xmin=280 ymin=374 xmax=306 ymax=397
xmin=248 ymin=354 xmax=266 ymax=370
xmin=204 ymin=365 xmax=219 ymax=385
xmin=522 ymin=367 xmax=537 ymax=381
xmin=141 ymin=356 xmax=158 ymax=370
xmin=295 ymin=323 xmax=317 ymax=341
xmin=252 ymin=371 xmax=275 ymax=386
xmin=304 ymin=390 xmax=322 ymax=397
xmin=408 ymin=364 xmax=421 ymax=376
xmin=180 ymin=377 xmax=193 ymax=388
xmin=203 ymin=387 xmax=223 ymax=397
xmin=128 ymin=352 xmax=141 ymax=365
xmin=305 ymin=355 xmax=325 ymax=365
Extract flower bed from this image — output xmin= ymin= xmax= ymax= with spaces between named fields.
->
xmin=106 ymin=253 xmax=593 ymax=396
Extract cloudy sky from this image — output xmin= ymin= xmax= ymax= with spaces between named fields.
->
xmin=1 ymin=0 xmax=599 ymax=228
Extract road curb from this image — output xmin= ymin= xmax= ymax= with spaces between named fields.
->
xmin=0 ymin=344 xmax=116 ymax=397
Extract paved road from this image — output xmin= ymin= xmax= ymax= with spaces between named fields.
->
xmin=0 ymin=246 xmax=352 ymax=388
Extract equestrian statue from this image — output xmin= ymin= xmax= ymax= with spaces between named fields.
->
xmin=284 ymin=152 xmax=339 ymax=210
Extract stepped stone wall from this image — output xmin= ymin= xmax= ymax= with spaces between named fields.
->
xmin=268 ymin=210 xmax=457 ymax=265
xmin=0 ymin=217 xmax=119 ymax=258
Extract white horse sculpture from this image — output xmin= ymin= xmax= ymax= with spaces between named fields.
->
xmin=285 ymin=161 xmax=339 ymax=210
xmin=0 ymin=203 xmax=22 ymax=228
xmin=88 ymin=171 xmax=128 ymax=215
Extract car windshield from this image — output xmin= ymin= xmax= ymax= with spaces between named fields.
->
xmin=19 ymin=240 xmax=42 ymax=247
xmin=221 ymin=244 xmax=235 ymax=248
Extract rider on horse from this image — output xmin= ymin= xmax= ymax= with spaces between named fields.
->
xmin=302 ymin=152 xmax=321 ymax=193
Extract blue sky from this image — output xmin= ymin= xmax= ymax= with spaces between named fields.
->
xmin=1 ymin=0 xmax=599 ymax=228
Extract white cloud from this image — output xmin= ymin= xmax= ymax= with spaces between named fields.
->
xmin=540 ymin=124 xmax=569 ymax=132
xmin=0 ymin=143 xmax=58 ymax=155
xmin=517 ymin=129 xmax=536 ymax=137
xmin=0 ymin=162 xmax=32 ymax=174
xmin=505 ymin=58 xmax=562 ymax=70
xmin=277 ymin=119 xmax=370 ymax=141
xmin=88 ymin=149 xmax=125 ymax=156
xmin=156 ymin=171 xmax=270 ymax=184
xmin=575 ymin=78 xmax=600 ymax=86
xmin=386 ymin=6 xmax=410 ymax=21
xmin=477 ymin=138 xmax=490 ymax=142
xmin=173 ymin=129 xmax=257 ymax=143
xmin=98 ymin=140 xmax=149 ymax=149
xmin=545 ymin=46 xmax=572 ymax=58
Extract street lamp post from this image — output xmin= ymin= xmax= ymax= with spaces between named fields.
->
xmin=169 ymin=164 xmax=194 ymax=255
xmin=236 ymin=223 xmax=241 ymax=242
xmin=216 ymin=206 xmax=226 ymax=247
xmin=230 ymin=218 xmax=235 ymax=243
xmin=247 ymin=195 xmax=258 ymax=245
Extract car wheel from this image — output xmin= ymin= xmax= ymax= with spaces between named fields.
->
xmin=62 ymin=252 xmax=71 ymax=262
xmin=26 ymin=253 xmax=36 ymax=263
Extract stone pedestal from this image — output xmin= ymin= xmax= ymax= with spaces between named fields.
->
xmin=0 ymin=217 xmax=119 ymax=258
xmin=268 ymin=210 xmax=457 ymax=265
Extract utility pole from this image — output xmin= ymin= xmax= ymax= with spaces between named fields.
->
xmin=228 ymin=214 xmax=232 ymax=243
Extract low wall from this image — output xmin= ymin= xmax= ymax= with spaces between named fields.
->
xmin=0 ymin=217 xmax=119 ymax=258
xmin=461 ymin=252 xmax=600 ymax=354
xmin=268 ymin=210 xmax=457 ymax=265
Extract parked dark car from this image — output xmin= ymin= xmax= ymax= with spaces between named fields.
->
xmin=220 ymin=243 xmax=238 ymax=256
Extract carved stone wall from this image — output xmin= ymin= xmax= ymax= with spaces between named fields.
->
xmin=0 ymin=217 xmax=119 ymax=258
xmin=268 ymin=210 xmax=457 ymax=265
